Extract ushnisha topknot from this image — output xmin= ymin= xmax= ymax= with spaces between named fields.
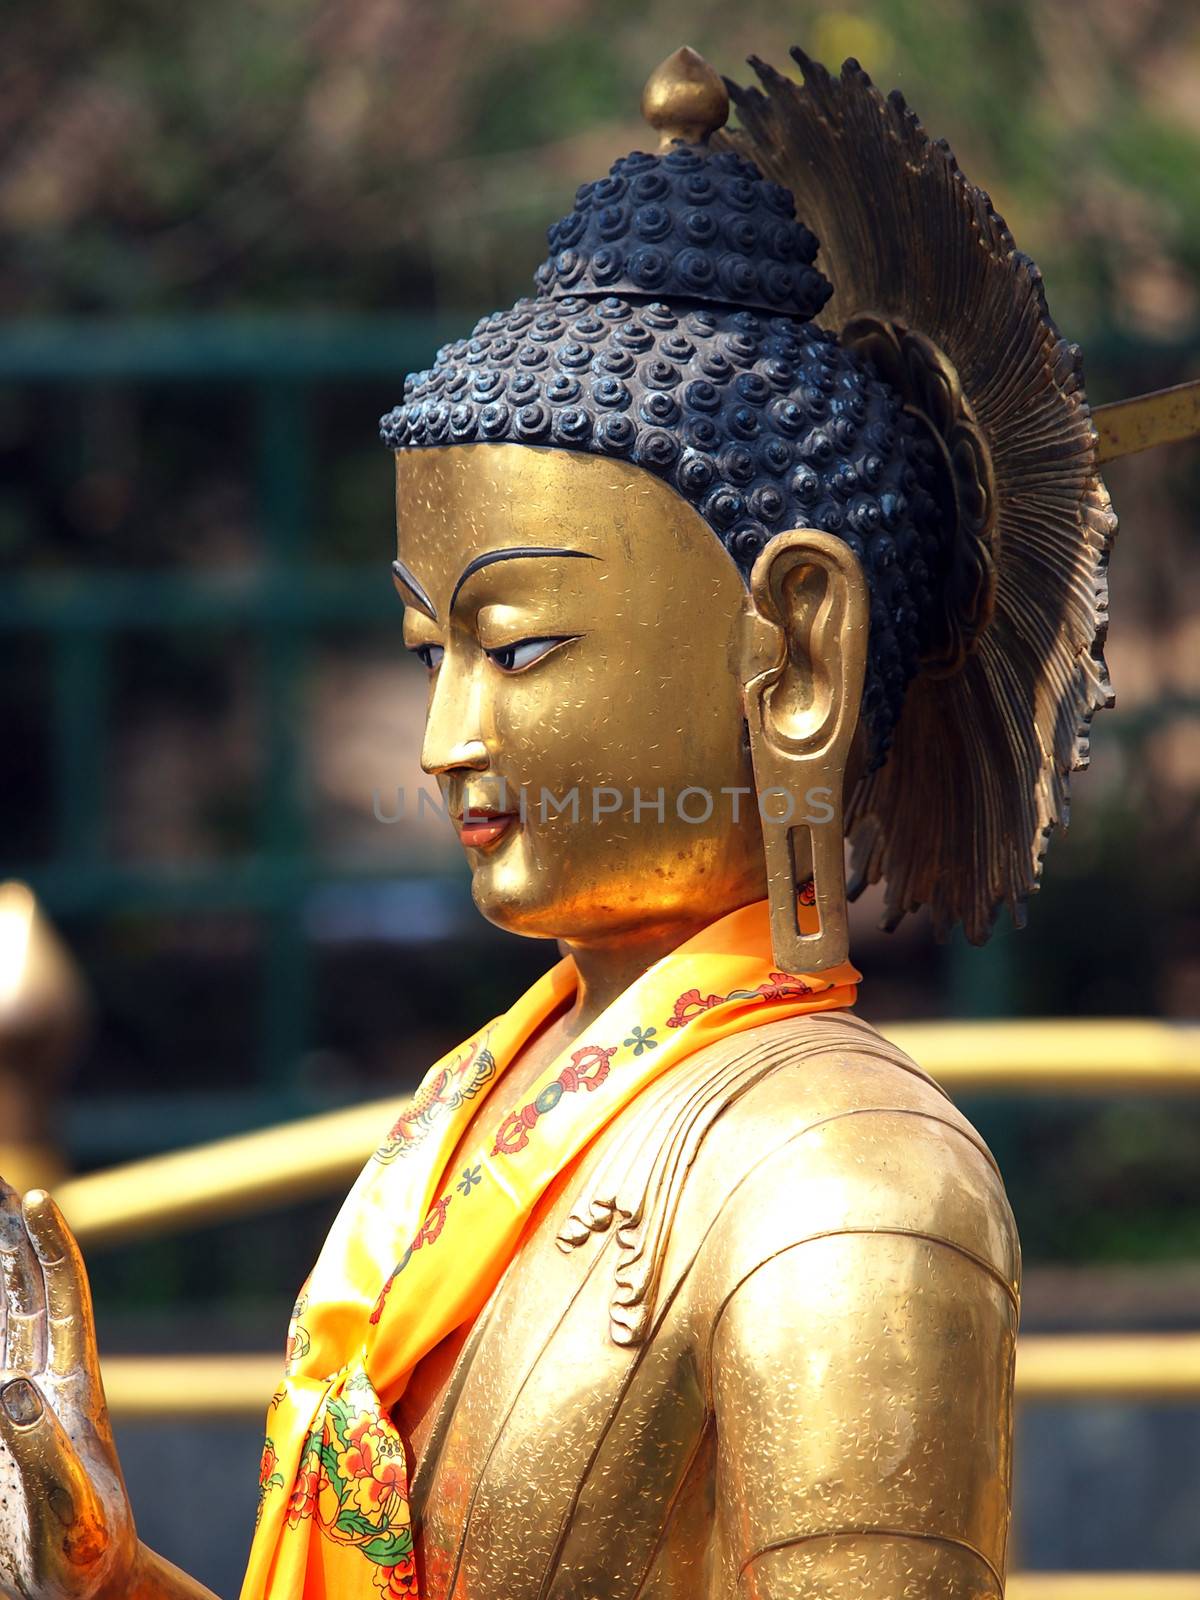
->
xmin=381 ymin=137 xmax=944 ymax=767
xmin=532 ymin=145 xmax=832 ymax=319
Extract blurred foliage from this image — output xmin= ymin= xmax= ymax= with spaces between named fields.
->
xmin=1 ymin=0 xmax=1199 ymax=338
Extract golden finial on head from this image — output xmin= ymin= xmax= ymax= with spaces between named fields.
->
xmin=641 ymin=46 xmax=729 ymax=149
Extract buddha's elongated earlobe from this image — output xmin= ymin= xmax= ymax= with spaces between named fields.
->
xmin=742 ymin=531 xmax=869 ymax=973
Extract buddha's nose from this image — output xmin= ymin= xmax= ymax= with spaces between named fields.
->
xmin=423 ymin=737 xmax=489 ymax=776
xmin=420 ymin=655 xmax=490 ymax=776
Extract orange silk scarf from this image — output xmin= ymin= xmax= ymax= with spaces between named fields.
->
xmin=242 ymin=898 xmax=858 ymax=1600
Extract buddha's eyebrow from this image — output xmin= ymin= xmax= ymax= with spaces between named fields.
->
xmin=450 ymin=546 xmax=598 ymax=611
xmin=391 ymin=560 xmax=437 ymax=620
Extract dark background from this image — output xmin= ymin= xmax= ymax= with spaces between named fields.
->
xmin=1 ymin=0 xmax=1198 ymax=1588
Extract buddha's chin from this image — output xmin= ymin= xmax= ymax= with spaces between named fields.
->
xmin=464 ymin=840 xmax=539 ymax=933
xmin=467 ymin=857 xmax=574 ymax=943
xmin=467 ymin=853 xmax=754 ymax=950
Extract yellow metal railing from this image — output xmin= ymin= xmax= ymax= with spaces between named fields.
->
xmin=59 ymin=1098 xmax=390 ymax=1247
xmin=1015 ymin=1332 xmax=1200 ymax=1402
xmin=97 ymin=1333 xmax=1200 ymax=1419
xmin=54 ymin=1016 xmax=1200 ymax=1595
xmin=55 ymin=1018 xmax=1200 ymax=1248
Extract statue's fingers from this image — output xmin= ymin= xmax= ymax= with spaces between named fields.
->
xmin=0 ymin=1185 xmax=46 ymax=1373
xmin=0 ymin=1375 xmax=112 ymax=1576
xmin=22 ymin=1190 xmax=101 ymax=1389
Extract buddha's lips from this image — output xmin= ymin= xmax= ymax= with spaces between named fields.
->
xmin=455 ymin=807 xmax=518 ymax=851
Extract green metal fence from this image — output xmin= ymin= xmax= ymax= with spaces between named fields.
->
xmin=0 ymin=319 xmax=470 ymax=1101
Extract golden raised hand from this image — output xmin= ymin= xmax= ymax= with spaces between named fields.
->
xmin=0 ymin=1179 xmax=137 ymax=1600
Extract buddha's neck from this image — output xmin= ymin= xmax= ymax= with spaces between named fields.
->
xmin=558 ymin=905 xmax=739 ymax=1038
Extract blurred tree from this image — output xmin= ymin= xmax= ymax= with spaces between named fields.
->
xmin=1 ymin=0 xmax=1198 ymax=340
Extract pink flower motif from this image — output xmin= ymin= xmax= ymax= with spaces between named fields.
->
xmin=374 ymin=1556 xmax=419 ymax=1596
xmin=285 ymin=1467 xmax=320 ymax=1528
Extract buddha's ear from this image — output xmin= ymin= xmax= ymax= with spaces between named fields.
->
xmin=741 ymin=530 xmax=869 ymax=974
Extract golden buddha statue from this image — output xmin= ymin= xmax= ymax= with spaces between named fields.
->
xmin=9 ymin=40 xmax=1185 ymax=1600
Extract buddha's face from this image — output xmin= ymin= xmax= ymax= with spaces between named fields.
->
xmin=393 ymin=444 xmax=769 ymax=946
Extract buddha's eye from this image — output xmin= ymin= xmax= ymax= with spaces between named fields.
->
xmin=411 ymin=643 xmax=444 ymax=671
xmin=486 ymin=636 xmax=578 ymax=673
